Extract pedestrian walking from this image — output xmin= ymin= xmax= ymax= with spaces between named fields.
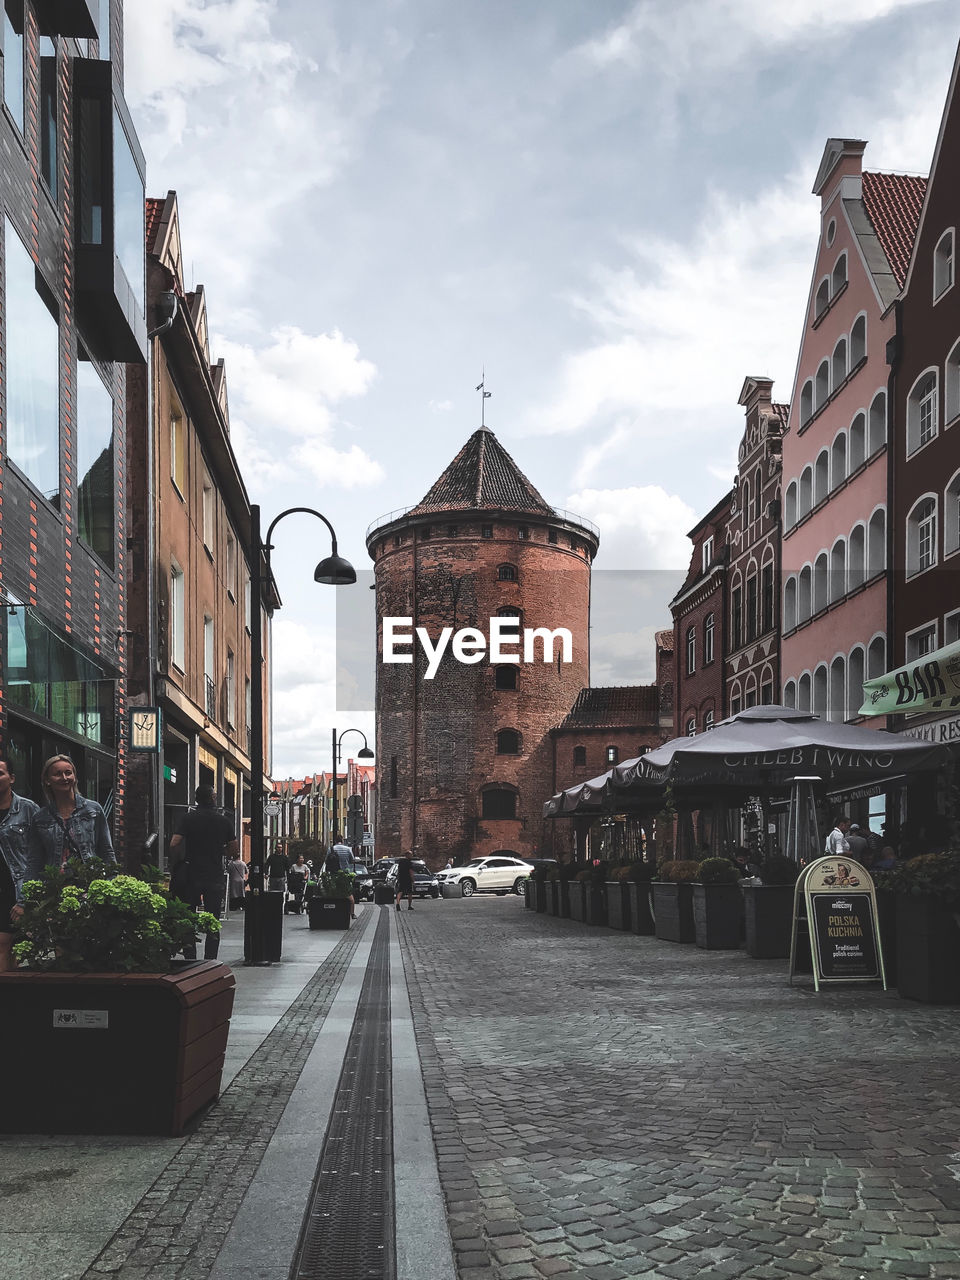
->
xmin=287 ymin=854 xmax=309 ymax=913
xmin=327 ymin=834 xmax=356 ymax=872
xmin=29 ymin=754 xmax=116 ymax=873
xmin=227 ymin=852 xmax=248 ymax=910
xmin=265 ymin=847 xmax=288 ymax=891
xmin=0 ymin=753 xmax=39 ymax=973
xmin=169 ymin=785 xmax=237 ymax=960
xmin=396 ymin=851 xmax=414 ymax=911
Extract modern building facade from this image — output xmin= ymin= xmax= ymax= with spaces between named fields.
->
xmin=0 ymin=1 xmax=145 ymax=843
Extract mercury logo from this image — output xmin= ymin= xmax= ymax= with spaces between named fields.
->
xmin=382 ymin=617 xmax=573 ymax=680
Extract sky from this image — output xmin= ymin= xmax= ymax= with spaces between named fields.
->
xmin=123 ymin=0 xmax=960 ymax=780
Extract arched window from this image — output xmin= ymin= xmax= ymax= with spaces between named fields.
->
xmin=686 ymin=717 xmax=697 ymax=737
xmin=906 ymin=495 xmax=938 ymax=577
xmin=945 ymin=468 xmax=960 ymax=557
xmin=868 ymin=508 xmax=885 ymax=578
xmin=832 ymin=252 xmax=848 ymax=294
xmin=946 ymin=337 xmax=960 ymax=424
xmin=848 ymin=523 xmax=866 ymax=591
xmin=784 ymin=575 xmax=798 ymax=631
xmin=686 ymin=625 xmax=696 ymax=674
xmin=573 ymin=745 xmax=586 ymax=767
xmin=869 ymin=391 xmax=887 ymax=453
xmin=730 ymin=682 xmax=742 ymax=715
xmin=934 ymin=229 xmax=955 ymax=300
xmin=829 ymin=538 xmax=846 ymax=604
xmin=816 ymin=359 xmax=830 ymax=408
xmin=800 ymin=379 xmax=814 ymax=425
xmin=829 ymin=655 xmax=846 ymax=723
xmin=813 ymin=551 xmax=828 ymax=615
xmin=481 ymin=786 xmax=517 ymax=819
xmin=868 ymin=635 xmax=886 ymax=681
xmin=847 ymin=646 xmax=865 ymax=720
xmin=704 ymin=612 xmax=715 ymax=664
xmin=495 ymin=666 xmax=517 ymax=690
xmin=742 ymin=478 xmax=751 ymax=527
xmin=907 ymin=371 xmax=939 ymax=455
xmin=703 ymin=709 xmax=715 ymax=731
xmin=785 ymin=480 xmax=798 ymax=529
xmin=815 ymin=278 xmax=830 ymax=320
xmin=831 ymin=431 xmax=846 ymax=490
xmin=850 ymin=314 xmax=867 ymax=365
xmin=849 ymin=412 xmax=866 ymax=471
xmin=784 ymin=678 xmax=797 ymax=709
xmin=813 ymin=664 xmax=828 ymax=718
xmin=761 ymin=558 xmax=774 ymax=632
xmin=799 ymin=466 xmax=813 ymax=518
xmin=798 ymin=564 xmax=812 ymax=623
xmin=496 ymin=729 xmax=521 ymax=755
xmin=832 ymin=336 xmax=847 ymax=388
xmin=814 ymin=450 xmax=830 ymax=505
xmin=798 ymin=672 xmax=812 ymax=712
xmin=497 ymin=606 xmax=523 ymax=629
xmin=498 ymin=563 xmax=517 ymax=582
xmin=754 ymin=466 xmax=762 ymax=516
xmin=746 ymin=570 xmax=758 ymax=642
xmin=744 ymin=673 xmax=758 ymax=709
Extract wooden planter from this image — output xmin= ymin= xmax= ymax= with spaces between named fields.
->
xmin=533 ymin=880 xmax=547 ymax=913
xmin=567 ymin=880 xmax=588 ymax=923
xmin=584 ymin=883 xmax=607 ymax=927
xmin=0 ymin=961 xmax=235 ymax=1136
xmin=627 ymin=882 xmax=655 ymax=935
xmin=896 ymin=893 xmax=960 ymax=1004
xmin=875 ymin=889 xmax=898 ymax=984
xmin=693 ymin=883 xmax=743 ymax=950
xmin=652 ymin=882 xmax=695 ymax=943
xmin=307 ymin=897 xmax=352 ymax=930
xmin=743 ymin=884 xmax=794 ymax=959
xmin=605 ymin=881 xmax=631 ymax=931
xmin=523 ymin=880 xmax=534 ymax=910
xmin=546 ymin=881 xmax=560 ymax=915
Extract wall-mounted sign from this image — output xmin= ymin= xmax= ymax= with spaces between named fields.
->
xmin=790 ymin=857 xmax=886 ymax=991
xmin=129 ymin=707 xmax=161 ymax=752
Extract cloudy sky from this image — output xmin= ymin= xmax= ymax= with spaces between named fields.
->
xmin=124 ymin=0 xmax=959 ymax=779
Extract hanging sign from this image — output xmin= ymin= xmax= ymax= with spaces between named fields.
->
xmin=790 ymin=857 xmax=886 ymax=991
xmin=859 ymin=637 xmax=960 ymax=716
xmin=128 ymin=708 xmax=161 ymax=752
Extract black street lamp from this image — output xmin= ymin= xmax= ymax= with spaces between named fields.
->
xmin=331 ymin=727 xmax=375 ymax=852
xmin=245 ymin=506 xmax=356 ymax=965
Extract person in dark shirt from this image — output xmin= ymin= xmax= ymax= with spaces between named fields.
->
xmin=395 ymin=851 xmax=414 ymax=912
xmin=169 ymin=785 xmax=237 ymax=959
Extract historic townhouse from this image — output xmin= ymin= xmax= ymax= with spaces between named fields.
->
xmin=725 ymin=377 xmax=787 ymax=714
xmin=0 ymin=2 xmax=145 ymax=837
xmin=671 ymin=492 xmax=732 ymax=736
xmin=780 ymin=138 xmax=925 ymax=723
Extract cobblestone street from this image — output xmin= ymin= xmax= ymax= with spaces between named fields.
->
xmin=401 ymin=897 xmax=960 ymax=1280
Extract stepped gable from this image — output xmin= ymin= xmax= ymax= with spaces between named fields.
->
xmin=561 ymin=686 xmax=660 ymax=728
xmin=862 ymin=171 xmax=927 ymax=288
xmin=655 ymin=629 xmax=673 ymax=651
xmin=409 ymin=428 xmax=555 ymax=517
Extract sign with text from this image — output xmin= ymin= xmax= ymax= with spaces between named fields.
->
xmin=860 ymin=637 xmax=960 ymax=716
xmin=790 ymin=857 xmax=886 ymax=991
xmin=53 ymin=1009 xmax=109 ymax=1029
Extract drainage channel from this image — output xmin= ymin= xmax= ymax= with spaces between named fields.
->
xmin=291 ymin=908 xmax=395 ymax=1280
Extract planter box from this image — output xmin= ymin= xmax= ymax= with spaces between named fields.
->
xmin=374 ymin=882 xmax=395 ymax=904
xmin=693 ymin=883 xmax=743 ymax=950
xmin=652 ymin=882 xmax=695 ymax=943
xmin=307 ymin=897 xmax=352 ymax=930
xmin=875 ymin=889 xmax=898 ymax=985
xmin=533 ymin=881 xmax=547 ymax=913
xmin=584 ymin=884 xmax=607 ymax=927
xmin=896 ymin=893 xmax=960 ymax=1004
xmin=0 ymin=961 xmax=235 ymax=1136
xmin=523 ymin=880 xmax=534 ymax=909
xmin=605 ymin=881 xmax=631 ymax=931
xmin=568 ymin=880 xmax=588 ymax=923
xmin=743 ymin=884 xmax=794 ymax=959
xmin=627 ymin=882 xmax=655 ymax=935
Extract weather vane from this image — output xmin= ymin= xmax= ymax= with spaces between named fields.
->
xmin=475 ymin=368 xmax=492 ymax=428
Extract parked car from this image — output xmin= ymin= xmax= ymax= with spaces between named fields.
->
xmin=385 ymin=859 xmax=441 ymax=899
xmin=353 ymin=863 xmax=375 ymax=901
xmin=435 ymin=856 xmax=534 ymax=897
xmin=371 ymin=858 xmax=397 ymax=882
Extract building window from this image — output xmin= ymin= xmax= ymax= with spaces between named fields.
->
xmin=245 ymin=677 xmax=251 ymax=742
xmin=760 ymin=680 xmax=773 ymax=705
xmin=832 ymin=252 xmax=847 ymax=294
xmin=393 ymin=534 xmax=402 ymax=547
xmin=906 ymin=623 xmax=938 ymax=661
xmin=945 ymin=470 xmax=960 ymax=557
xmin=39 ymin=36 xmax=57 ymax=200
xmin=785 ymin=481 xmax=797 ymax=528
xmin=703 ymin=612 xmax=714 ymax=664
xmin=204 ymin=616 xmax=215 ymax=717
xmin=761 ymin=563 xmax=774 ymax=633
xmin=4 ymin=219 xmax=60 ymax=503
xmin=171 ymin=409 xmax=186 ymax=493
xmin=496 ymin=729 xmax=520 ymax=755
xmin=421 ymin=525 xmax=432 ymax=539
xmin=2 ymin=0 xmax=24 ymax=131
xmin=814 ymin=278 xmax=830 ymax=320
xmin=226 ymin=649 xmax=236 ymax=726
xmin=702 ymin=537 xmax=713 ymax=573
xmin=907 ymin=496 xmax=938 ymax=577
xmin=498 ymin=563 xmax=517 ymax=582
xmin=732 ymin=585 xmax=743 ymax=649
xmin=945 ymin=611 xmax=960 ymax=645
xmin=731 ymin=696 xmax=742 ymax=716
xmin=573 ymin=745 xmax=586 ymax=766
xmin=947 ymin=338 xmax=960 ymax=425
xmin=548 ymin=529 xmax=558 ymax=544
xmin=447 ymin=524 xmax=457 ymax=537
xmin=482 ymin=787 xmax=516 ymax=819
xmin=518 ymin=526 xmax=528 ymax=540
xmin=495 ymin=665 xmax=517 ymax=690
xmin=869 ymin=391 xmax=887 ymax=454
xmin=686 ymin=626 xmax=696 ymax=675
xmin=704 ymin=709 xmax=714 ymax=731
xmin=934 ymin=229 xmax=955 ymax=300
xmin=850 ymin=314 xmax=866 ymax=366
xmin=113 ymin=107 xmax=145 ymax=314
xmin=170 ymin=562 xmax=185 ymax=670
xmin=746 ymin=573 xmax=758 ymax=642
xmin=90 ymin=0 xmax=111 ymax=59
xmin=76 ymin=355 xmax=115 ymax=568
xmin=816 ymin=359 xmax=830 ymax=409
xmin=686 ymin=718 xmax=696 ymax=737
xmin=482 ymin=525 xmax=493 ymax=539
xmin=202 ymin=478 xmax=215 ymax=551
xmin=907 ymin=371 xmax=939 ymax=454
xmin=800 ymin=379 xmax=814 ymax=425
xmin=225 ymin=533 xmax=237 ymax=597
xmin=606 ymin=745 xmax=619 ymax=765
xmin=244 ymin=577 xmax=252 ymax=631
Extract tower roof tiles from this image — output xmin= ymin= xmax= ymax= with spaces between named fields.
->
xmin=559 ymin=685 xmax=660 ymax=729
xmin=410 ymin=428 xmax=555 ymax=518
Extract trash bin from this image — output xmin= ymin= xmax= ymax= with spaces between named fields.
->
xmin=374 ymin=882 xmax=395 ymax=905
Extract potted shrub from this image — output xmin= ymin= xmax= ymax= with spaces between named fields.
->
xmin=1 ymin=860 xmax=234 ymax=1136
xmin=625 ymin=861 xmax=656 ymax=936
xmin=693 ymin=858 xmax=743 ymax=950
xmin=652 ymin=860 xmax=700 ymax=943
xmin=890 ymin=852 xmax=960 ymax=1003
xmin=307 ymin=870 xmax=355 ymax=930
xmin=605 ymin=866 xmax=633 ymax=932
xmin=743 ymin=855 xmax=799 ymax=959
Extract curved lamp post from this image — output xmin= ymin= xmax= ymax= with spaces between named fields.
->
xmin=245 ymin=505 xmax=356 ymax=965
xmin=331 ymin=727 xmax=375 ymax=851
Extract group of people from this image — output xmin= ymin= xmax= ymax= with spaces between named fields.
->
xmin=824 ymin=814 xmax=898 ymax=871
xmin=0 ymin=752 xmax=116 ymax=973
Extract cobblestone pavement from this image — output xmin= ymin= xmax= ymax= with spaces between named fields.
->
xmin=400 ymin=898 xmax=960 ymax=1280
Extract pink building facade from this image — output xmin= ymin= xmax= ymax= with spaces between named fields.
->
xmin=780 ymin=139 xmax=925 ymax=723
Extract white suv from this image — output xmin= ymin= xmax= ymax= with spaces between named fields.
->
xmin=436 ymin=856 xmax=533 ymax=897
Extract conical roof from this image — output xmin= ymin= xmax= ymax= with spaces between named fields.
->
xmin=409 ymin=428 xmax=555 ymax=517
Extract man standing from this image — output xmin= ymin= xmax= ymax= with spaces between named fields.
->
xmin=846 ymin=824 xmax=869 ymax=862
xmin=170 ymin=785 xmax=237 ymax=959
xmin=328 ymin=834 xmax=356 ymax=873
xmin=825 ymin=814 xmax=851 ymax=857
xmin=395 ymin=850 xmax=414 ymax=912
xmin=0 ymin=754 xmax=39 ymax=972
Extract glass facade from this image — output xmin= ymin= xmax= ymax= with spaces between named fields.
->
xmin=2 ymin=0 xmax=24 ymax=131
xmin=3 ymin=219 xmax=61 ymax=503
xmin=40 ymin=37 xmax=57 ymax=200
xmin=78 ymin=96 xmax=104 ymax=244
xmin=113 ymin=107 xmax=144 ymax=312
xmin=76 ymin=355 xmax=115 ymax=567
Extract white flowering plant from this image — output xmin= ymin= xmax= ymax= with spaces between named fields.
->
xmin=13 ymin=858 xmax=220 ymax=973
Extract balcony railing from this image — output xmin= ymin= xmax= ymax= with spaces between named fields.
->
xmin=205 ymin=675 xmax=217 ymax=720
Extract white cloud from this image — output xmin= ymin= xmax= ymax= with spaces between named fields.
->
xmin=567 ymin=485 xmax=696 ymax=571
xmin=429 ymin=399 xmax=454 ymax=413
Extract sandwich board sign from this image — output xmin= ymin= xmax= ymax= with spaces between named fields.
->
xmin=789 ymin=856 xmax=886 ymax=992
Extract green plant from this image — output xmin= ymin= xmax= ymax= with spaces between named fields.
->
xmin=758 ymin=855 xmax=801 ymax=887
xmin=611 ymin=861 xmax=655 ymax=883
xmin=656 ymin=859 xmax=701 ymax=884
xmin=887 ymin=851 xmax=960 ymax=906
xmin=317 ymin=869 xmax=355 ymax=899
xmin=13 ymin=858 xmax=218 ymax=974
xmin=697 ymin=857 xmax=739 ymax=885
xmin=558 ymin=861 xmax=582 ymax=882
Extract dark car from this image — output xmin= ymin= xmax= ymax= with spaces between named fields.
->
xmin=371 ymin=858 xmax=397 ymax=881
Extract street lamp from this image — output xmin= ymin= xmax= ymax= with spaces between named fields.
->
xmin=245 ymin=505 xmax=356 ymax=965
xmin=331 ymin=727 xmax=374 ymax=852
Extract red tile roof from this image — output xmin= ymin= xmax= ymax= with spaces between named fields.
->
xmin=410 ymin=428 xmax=555 ymax=517
xmin=145 ymin=197 xmax=165 ymax=253
xmin=862 ymin=171 xmax=927 ymax=288
xmin=772 ymin=403 xmax=790 ymax=430
xmin=559 ymin=685 xmax=660 ymax=729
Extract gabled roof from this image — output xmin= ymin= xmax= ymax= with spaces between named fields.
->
xmin=145 ymin=198 xmax=165 ymax=253
xmin=861 ymin=171 xmax=928 ymax=288
xmin=902 ymin=38 xmax=960 ymax=295
xmin=559 ymin=685 xmax=660 ymax=729
xmin=409 ymin=428 xmax=555 ymax=517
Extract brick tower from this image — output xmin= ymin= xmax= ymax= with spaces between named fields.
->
xmin=366 ymin=427 xmax=599 ymax=867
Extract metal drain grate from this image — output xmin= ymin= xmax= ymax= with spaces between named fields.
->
xmin=291 ymin=910 xmax=395 ymax=1280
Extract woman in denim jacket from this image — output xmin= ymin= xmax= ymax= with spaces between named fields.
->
xmin=28 ymin=755 xmax=117 ymax=875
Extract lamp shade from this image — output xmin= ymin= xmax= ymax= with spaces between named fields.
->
xmin=314 ymin=553 xmax=356 ymax=585
xmin=358 ymin=746 xmax=375 ymax=759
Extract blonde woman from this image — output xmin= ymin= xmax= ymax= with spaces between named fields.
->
xmin=28 ymin=755 xmax=116 ymax=875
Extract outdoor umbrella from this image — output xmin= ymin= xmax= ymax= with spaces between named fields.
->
xmin=543 ymin=770 xmax=614 ymax=818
